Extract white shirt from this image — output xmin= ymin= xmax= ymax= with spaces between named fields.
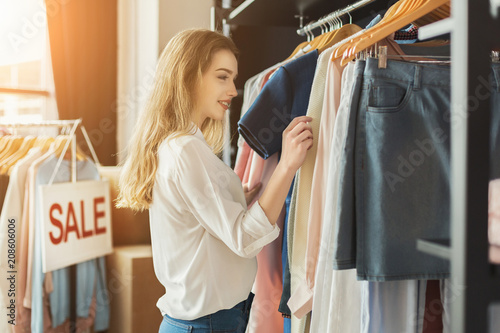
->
xmin=149 ymin=125 xmax=280 ymax=320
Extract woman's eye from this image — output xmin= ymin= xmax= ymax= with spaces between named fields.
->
xmin=218 ymin=76 xmax=229 ymax=81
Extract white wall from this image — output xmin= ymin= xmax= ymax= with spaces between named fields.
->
xmin=159 ymin=0 xmax=212 ymax=52
xmin=116 ymin=0 xmax=212 ymax=163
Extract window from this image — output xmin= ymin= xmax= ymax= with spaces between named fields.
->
xmin=0 ymin=0 xmax=58 ymax=123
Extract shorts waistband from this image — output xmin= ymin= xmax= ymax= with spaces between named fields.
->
xmin=357 ymin=58 xmax=500 ymax=91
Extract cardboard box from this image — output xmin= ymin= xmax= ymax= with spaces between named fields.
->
xmin=106 ymin=245 xmax=164 ymax=333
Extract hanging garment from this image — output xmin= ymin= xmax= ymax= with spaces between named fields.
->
xmin=242 ymin=70 xmax=287 ymax=333
xmin=286 ymin=46 xmax=335 ymax=318
xmin=238 ymin=50 xmax=319 ymax=160
xmin=237 ymin=51 xmax=318 ymax=330
xmin=246 ymin=153 xmax=286 ymax=333
xmin=365 ymin=280 xmax=427 ymax=333
xmin=334 ymin=58 xmax=452 ymax=280
xmin=13 ymin=149 xmax=46 ymax=332
xmin=490 ymin=179 xmax=500 ymax=263
xmin=235 ymin=67 xmax=285 ymax=333
xmin=289 ymin=36 xmax=413 ymax=333
xmin=334 ymin=59 xmax=500 ymax=281
xmin=310 ymin=39 xmax=437 ymax=332
xmin=0 ymin=148 xmax=42 ymax=332
xmin=489 ymin=63 xmax=500 ymax=179
xmin=239 ymin=50 xmax=319 ymax=324
xmin=30 ymin=155 xmax=109 ymax=332
xmin=310 ymin=60 xmax=369 ymax=333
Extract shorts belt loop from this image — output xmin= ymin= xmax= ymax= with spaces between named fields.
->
xmin=413 ymin=66 xmax=421 ymax=90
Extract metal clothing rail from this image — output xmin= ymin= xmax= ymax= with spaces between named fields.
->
xmin=296 ymin=0 xmax=376 ymax=36
xmin=0 ymin=118 xmax=102 ymax=177
xmin=0 ymin=119 xmax=79 ymax=127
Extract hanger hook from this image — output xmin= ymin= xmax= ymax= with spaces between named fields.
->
xmin=328 ymin=15 xmax=334 ymax=31
xmin=329 ymin=14 xmax=335 ymax=31
xmin=322 ymin=17 xmax=328 ymax=34
xmin=308 ymin=21 xmax=316 ymax=41
xmin=323 ymin=16 xmax=329 ymax=34
xmin=347 ymin=11 xmax=352 ymax=25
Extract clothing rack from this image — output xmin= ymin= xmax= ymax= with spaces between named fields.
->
xmin=0 ymin=118 xmax=102 ymax=333
xmin=296 ymin=0 xmax=376 ymax=36
xmin=1 ymin=119 xmax=80 ymax=128
xmin=415 ymin=1 xmax=500 ymax=332
xmin=1 ymin=118 xmax=102 ymax=173
xmin=218 ymin=0 xmax=499 ymax=330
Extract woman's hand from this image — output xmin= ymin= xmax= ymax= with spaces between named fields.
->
xmin=280 ymin=116 xmax=314 ymax=172
xmin=243 ymin=183 xmax=262 ymax=206
xmin=256 ymin=116 xmax=313 ymax=225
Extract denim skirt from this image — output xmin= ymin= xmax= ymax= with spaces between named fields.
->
xmin=158 ymin=293 xmax=254 ymax=333
xmin=334 ymin=58 xmax=500 ymax=281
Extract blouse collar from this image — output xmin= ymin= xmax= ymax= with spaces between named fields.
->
xmin=190 ymin=122 xmax=208 ymax=144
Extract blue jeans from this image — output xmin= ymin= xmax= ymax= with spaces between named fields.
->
xmin=158 ymin=293 xmax=254 ymax=333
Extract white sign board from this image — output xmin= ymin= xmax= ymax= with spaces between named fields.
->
xmin=40 ymin=180 xmax=113 ymax=272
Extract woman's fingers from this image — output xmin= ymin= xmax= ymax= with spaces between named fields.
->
xmin=289 ymin=121 xmax=312 ymax=138
xmin=293 ymin=129 xmax=313 ymax=144
xmin=284 ymin=116 xmax=313 ymax=134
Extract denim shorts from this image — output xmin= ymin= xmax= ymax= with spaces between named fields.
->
xmin=490 ymin=63 xmax=500 ymax=179
xmin=158 ymin=293 xmax=254 ymax=333
xmin=334 ymin=58 xmax=500 ymax=281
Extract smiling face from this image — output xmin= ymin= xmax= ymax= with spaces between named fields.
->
xmin=193 ymin=49 xmax=238 ymax=128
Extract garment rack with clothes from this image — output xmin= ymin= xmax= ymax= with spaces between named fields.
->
xmin=217 ymin=0 xmax=500 ymax=331
xmin=0 ymin=118 xmax=106 ymax=333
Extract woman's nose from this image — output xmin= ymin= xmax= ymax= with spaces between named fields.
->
xmin=228 ymin=81 xmax=238 ymax=97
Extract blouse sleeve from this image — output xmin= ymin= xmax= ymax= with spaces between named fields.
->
xmin=173 ymin=140 xmax=280 ymax=258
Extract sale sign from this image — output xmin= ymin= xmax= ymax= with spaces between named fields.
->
xmin=39 ymin=179 xmax=113 ymax=272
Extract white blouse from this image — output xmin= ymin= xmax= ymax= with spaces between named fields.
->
xmin=149 ymin=125 xmax=280 ymax=320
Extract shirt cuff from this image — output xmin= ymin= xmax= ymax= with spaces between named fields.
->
xmin=287 ymin=282 xmax=313 ymax=319
xmin=242 ymin=201 xmax=280 ymax=256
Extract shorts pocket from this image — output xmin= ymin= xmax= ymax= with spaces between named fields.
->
xmin=367 ymin=81 xmax=413 ymax=113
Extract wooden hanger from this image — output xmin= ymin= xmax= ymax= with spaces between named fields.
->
xmin=315 ymin=21 xmax=343 ymax=51
xmin=332 ymin=0 xmax=406 ymax=61
xmin=31 ymin=136 xmax=56 ymax=154
xmin=318 ymin=24 xmax=362 ymax=54
xmin=306 ymin=29 xmax=331 ymax=52
xmin=332 ymin=0 xmax=417 ymax=61
xmin=49 ymin=135 xmax=87 ymax=161
xmin=413 ymin=3 xmax=450 ymax=26
xmin=285 ymin=41 xmax=310 ymax=61
xmin=339 ymin=0 xmax=450 ymax=65
xmin=286 ymin=18 xmax=340 ymax=60
xmin=0 ymin=136 xmax=37 ymax=175
xmin=0 ymin=135 xmax=12 ymax=156
xmin=0 ymin=136 xmax=23 ymax=163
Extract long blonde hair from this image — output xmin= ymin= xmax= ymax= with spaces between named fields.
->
xmin=116 ymin=29 xmax=239 ymax=211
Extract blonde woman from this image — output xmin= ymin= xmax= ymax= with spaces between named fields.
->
xmin=117 ymin=29 xmax=313 ymax=333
